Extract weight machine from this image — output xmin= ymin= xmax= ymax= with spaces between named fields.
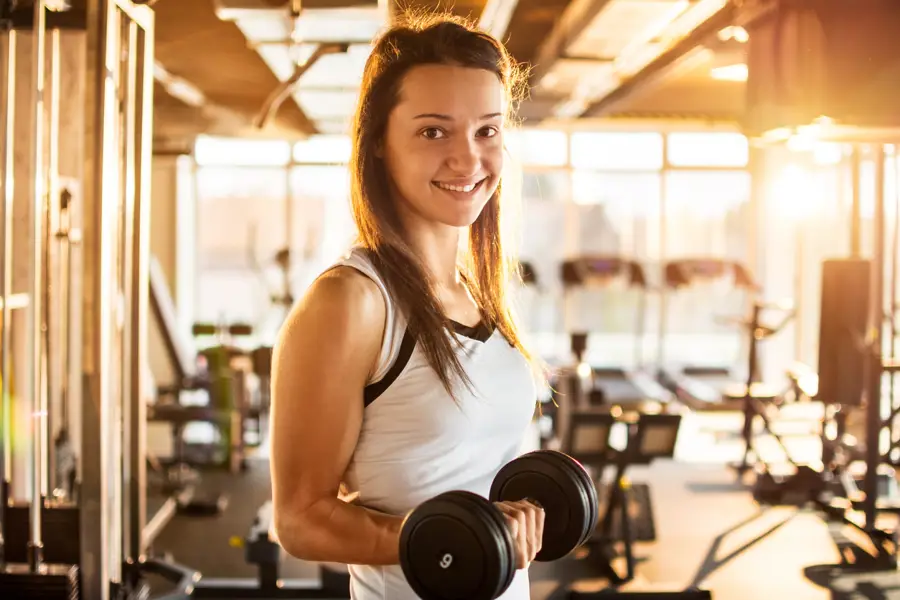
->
xmin=557 ymin=410 xmax=711 ymax=598
xmin=733 ymin=0 xmax=900 ymax=573
xmin=0 ymin=2 xmax=203 ymax=598
xmin=2 ymin=0 xmax=374 ymax=596
xmin=807 ymin=151 xmax=900 ymax=571
xmin=724 ymin=300 xmax=801 ymax=478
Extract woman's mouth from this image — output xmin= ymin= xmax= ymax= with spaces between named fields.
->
xmin=433 ymin=177 xmax=487 ymax=195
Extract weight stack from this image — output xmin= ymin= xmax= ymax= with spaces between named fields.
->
xmin=817 ymin=259 xmax=870 ymax=407
xmin=3 ymin=501 xmax=81 ymax=565
xmin=0 ymin=563 xmax=79 ymax=599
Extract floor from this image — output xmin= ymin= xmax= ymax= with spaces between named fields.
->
xmin=149 ymin=402 xmax=900 ymax=599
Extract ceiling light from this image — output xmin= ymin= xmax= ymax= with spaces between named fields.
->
xmin=710 ymin=63 xmax=747 ymax=81
xmin=717 ymin=26 xmax=749 ymax=43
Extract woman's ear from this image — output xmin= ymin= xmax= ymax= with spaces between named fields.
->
xmin=374 ymin=138 xmax=384 ymax=159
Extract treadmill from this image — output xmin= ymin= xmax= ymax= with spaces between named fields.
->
xmin=559 ymin=255 xmax=672 ymax=412
xmin=657 ymin=258 xmax=761 ymax=411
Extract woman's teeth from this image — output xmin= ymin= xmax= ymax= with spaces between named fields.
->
xmin=435 ymin=179 xmax=483 ymax=193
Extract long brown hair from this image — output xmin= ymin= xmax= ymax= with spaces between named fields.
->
xmin=349 ymin=12 xmax=540 ymax=400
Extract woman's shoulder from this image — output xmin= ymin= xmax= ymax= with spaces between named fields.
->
xmin=305 ymin=266 xmax=383 ymax=318
xmin=279 ymin=265 xmax=385 ymax=346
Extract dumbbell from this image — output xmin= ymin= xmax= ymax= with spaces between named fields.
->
xmin=399 ymin=450 xmax=598 ymax=600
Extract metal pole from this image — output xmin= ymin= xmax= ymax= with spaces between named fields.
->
xmin=121 ymin=15 xmax=137 ymax=571
xmin=865 ymin=144 xmax=886 ymax=531
xmin=81 ymin=0 xmax=114 ymax=596
xmin=130 ymin=0 xmax=154 ymax=572
xmin=45 ymin=25 xmax=60 ymax=502
xmin=851 ymin=146 xmax=862 ymax=257
xmin=0 ymin=25 xmax=17 ymax=558
xmin=657 ymin=160 xmax=668 ymax=371
xmin=890 ymin=147 xmax=899 ymax=456
xmin=28 ymin=0 xmax=48 ymax=572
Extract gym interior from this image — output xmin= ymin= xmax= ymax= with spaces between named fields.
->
xmin=2 ymin=0 xmax=900 ymax=598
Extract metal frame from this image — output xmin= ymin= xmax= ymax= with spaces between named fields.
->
xmin=28 ymin=0 xmax=49 ymax=569
xmin=80 ymin=1 xmax=154 ymax=598
xmin=0 ymin=21 xmax=19 ymax=549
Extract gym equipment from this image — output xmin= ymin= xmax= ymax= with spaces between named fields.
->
xmin=813 ymin=255 xmax=900 ymax=569
xmin=747 ymin=261 xmax=869 ymax=506
xmin=251 ymin=345 xmax=273 ymax=413
xmin=0 ymin=2 xmax=80 ymax=597
xmin=399 ymin=449 xmax=598 ymax=600
xmin=186 ymin=500 xmax=352 ymax=598
xmin=558 ymin=411 xmax=708 ymax=597
xmin=146 ymin=256 xmax=233 ymax=514
xmin=148 ymin=256 xmax=256 ymax=474
xmin=565 ymin=413 xmax=676 ymax=582
xmin=0 ymin=3 xmax=196 ymax=599
xmin=560 ymin=256 xmax=673 ymax=412
xmin=657 ymin=258 xmax=766 ymax=412
xmin=568 ymin=590 xmax=712 ymax=599
xmin=52 ymin=186 xmax=80 ymax=502
xmin=725 ymin=300 xmax=797 ymax=476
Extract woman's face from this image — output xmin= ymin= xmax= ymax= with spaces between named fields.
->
xmin=381 ymin=63 xmax=506 ymax=230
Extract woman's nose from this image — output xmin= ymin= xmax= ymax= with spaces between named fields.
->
xmin=445 ymin=137 xmax=480 ymax=175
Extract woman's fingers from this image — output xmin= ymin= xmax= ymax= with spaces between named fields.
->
xmin=494 ymin=500 xmax=544 ymax=569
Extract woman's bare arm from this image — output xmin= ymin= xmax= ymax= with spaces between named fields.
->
xmin=269 ymin=267 xmax=404 ymax=565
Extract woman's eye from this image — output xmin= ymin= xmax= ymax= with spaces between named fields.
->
xmin=421 ymin=128 xmax=445 ymax=140
xmin=479 ymin=126 xmax=499 ymax=138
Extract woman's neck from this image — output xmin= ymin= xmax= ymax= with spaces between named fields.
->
xmin=408 ymin=226 xmax=461 ymax=290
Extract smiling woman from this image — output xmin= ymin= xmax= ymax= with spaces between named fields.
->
xmin=383 ymin=64 xmax=505 ymax=229
xmin=268 ymin=11 xmax=546 ymax=600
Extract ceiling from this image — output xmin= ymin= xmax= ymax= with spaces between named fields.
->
xmin=149 ymin=0 xmax=756 ymax=151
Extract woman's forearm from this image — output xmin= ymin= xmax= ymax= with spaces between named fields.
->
xmin=275 ymin=496 xmax=405 ymax=566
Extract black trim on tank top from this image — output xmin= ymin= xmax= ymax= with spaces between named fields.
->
xmin=363 ymin=328 xmax=416 ymax=406
xmin=362 ymin=320 xmax=494 ymax=406
xmin=450 ymin=320 xmax=493 ymax=342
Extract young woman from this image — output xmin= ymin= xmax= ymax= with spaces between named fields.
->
xmin=270 ymin=13 xmax=545 ymax=599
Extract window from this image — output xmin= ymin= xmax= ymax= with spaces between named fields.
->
xmin=293 ymin=135 xmax=352 ymax=164
xmin=506 ymin=129 xmax=568 ymax=167
xmin=663 ymin=170 xmax=751 ymax=258
xmin=522 ymin=171 xmax=570 ymax=203
xmin=288 ymin=165 xmax=355 ymax=288
xmin=195 ymin=269 xmax=266 ymax=328
xmin=193 ymin=164 xmax=354 ymax=343
xmin=515 ymin=169 xmax=570 ymax=354
xmin=194 ymin=165 xmax=292 ymax=344
xmin=660 ymin=170 xmax=752 ymax=368
xmin=194 ymin=136 xmax=291 ymax=167
xmin=667 ymin=132 xmax=749 ymax=167
xmin=570 ymin=132 xmax=663 ymax=170
xmin=195 ymin=166 xmax=289 ymax=270
xmin=571 ymin=171 xmax=662 ymax=258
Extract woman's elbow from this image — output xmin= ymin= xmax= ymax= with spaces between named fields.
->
xmin=272 ymin=509 xmax=316 ymax=560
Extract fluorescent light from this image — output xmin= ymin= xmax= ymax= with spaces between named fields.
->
xmin=710 ymin=63 xmax=747 ymax=81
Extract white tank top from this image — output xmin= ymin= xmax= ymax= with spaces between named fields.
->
xmin=325 ymin=247 xmax=537 ymax=600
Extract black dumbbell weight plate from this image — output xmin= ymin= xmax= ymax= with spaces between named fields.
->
xmin=489 ymin=450 xmax=598 ymax=561
xmin=541 ymin=450 xmax=599 ymax=548
xmin=400 ymin=490 xmax=516 ymax=600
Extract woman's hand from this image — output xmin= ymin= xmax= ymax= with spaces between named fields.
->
xmin=493 ymin=499 xmax=544 ymax=569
